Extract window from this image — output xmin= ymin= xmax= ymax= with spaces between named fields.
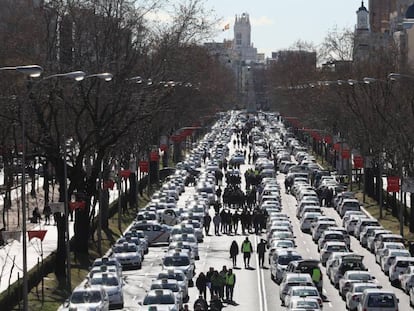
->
xmin=367 ymin=294 xmax=395 ymax=308
xmin=236 ymin=33 xmax=242 ymax=45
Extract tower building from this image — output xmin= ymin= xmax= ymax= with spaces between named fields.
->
xmin=233 ymin=13 xmax=257 ymax=63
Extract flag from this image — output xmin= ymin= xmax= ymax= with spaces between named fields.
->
xmin=223 ymin=23 xmax=230 ymax=31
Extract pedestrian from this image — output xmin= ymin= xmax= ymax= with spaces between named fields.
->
xmin=213 ymin=213 xmax=221 ymax=236
xmin=210 ymin=270 xmax=221 ymax=297
xmin=229 ymin=240 xmax=239 ymax=267
xmin=196 ymin=272 xmax=207 ymax=300
xmin=216 ymin=186 xmax=222 ymax=201
xmin=194 ymin=295 xmax=209 ymax=311
xmin=43 ymin=204 xmax=51 ymax=225
xmin=218 ymin=266 xmax=227 ymax=300
xmin=32 ymin=207 xmax=41 ymax=223
xmin=241 ymin=237 xmax=253 ymax=268
xmin=232 ymin=211 xmax=240 ymax=234
xmin=257 ymin=239 xmax=267 ymax=268
xmin=204 ymin=213 xmax=211 ymax=236
xmin=206 ymin=267 xmax=214 ymax=299
xmin=225 ymin=268 xmax=236 ymax=302
xmin=311 ymin=266 xmax=323 ymax=294
xmin=210 ymin=294 xmax=223 ymax=311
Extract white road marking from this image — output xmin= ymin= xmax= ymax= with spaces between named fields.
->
xmin=254 ymin=237 xmax=268 ymax=311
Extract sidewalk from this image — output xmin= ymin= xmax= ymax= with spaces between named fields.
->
xmin=0 ymin=175 xmax=118 ymax=294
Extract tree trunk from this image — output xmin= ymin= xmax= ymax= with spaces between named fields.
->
xmin=73 ymin=207 xmax=90 ymax=253
xmin=128 ymin=173 xmax=137 ymax=208
xmin=54 ymin=213 xmax=66 ymax=286
xmin=101 ymin=190 xmax=109 ymax=230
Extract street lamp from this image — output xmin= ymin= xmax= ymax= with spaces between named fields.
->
xmin=47 ymin=71 xmax=112 ymax=292
xmin=0 ymin=65 xmax=43 ymax=78
xmin=0 ymin=64 xmax=43 ymax=311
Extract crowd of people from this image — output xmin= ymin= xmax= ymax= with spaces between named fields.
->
xmin=193 ymin=265 xmax=237 ymax=311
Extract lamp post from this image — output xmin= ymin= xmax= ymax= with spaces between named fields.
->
xmin=0 ymin=64 xmax=43 ymax=311
xmin=50 ymin=71 xmax=112 ymax=291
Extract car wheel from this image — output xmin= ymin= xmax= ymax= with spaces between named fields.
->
xmin=189 ymin=279 xmax=194 ymax=287
xmin=184 ymin=295 xmax=189 ymax=303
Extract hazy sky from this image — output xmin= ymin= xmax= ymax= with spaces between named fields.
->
xmin=205 ymin=0 xmax=363 ymax=57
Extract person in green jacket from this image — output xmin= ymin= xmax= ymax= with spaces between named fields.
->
xmin=241 ymin=237 xmax=253 ymax=268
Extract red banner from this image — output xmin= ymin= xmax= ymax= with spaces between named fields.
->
xmin=353 ymin=156 xmax=364 ymax=168
xmin=150 ymin=151 xmax=159 ymax=161
xmin=387 ymin=176 xmax=400 ymax=192
xmin=341 ymin=149 xmax=351 ymax=159
xmin=119 ymin=169 xmax=131 ymax=178
xmin=69 ymin=201 xmax=86 ymax=211
xmin=333 ymin=143 xmax=341 ymax=151
xmin=160 ymin=144 xmax=168 ymax=151
xmin=103 ymin=180 xmax=115 ymax=190
xmin=139 ymin=161 xmax=149 ymax=173
xmin=27 ymin=230 xmax=47 ymax=241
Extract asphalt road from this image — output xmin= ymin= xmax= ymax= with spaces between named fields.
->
xmin=115 ymin=131 xmax=412 ymax=311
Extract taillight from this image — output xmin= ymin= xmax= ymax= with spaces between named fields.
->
xmin=352 ymin=295 xmax=359 ymax=301
xmin=317 ymin=298 xmax=322 ymax=306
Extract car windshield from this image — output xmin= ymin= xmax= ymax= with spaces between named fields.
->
xmin=164 ymin=256 xmax=190 ymax=266
xmin=367 ymin=293 xmax=395 ymax=308
xmin=348 ymin=273 xmax=371 ymax=281
xmin=296 ymin=300 xmax=319 ymax=308
xmin=327 ymin=245 xmax=348 ymax=252
xmin=143 ymin=294 xmax=175 ymax=305
xmin=158 ymin=273 xmax=184 ymax=281
xmin=151 ymin=283 xmax=179 ymax=292
xmin=276 ymin=241 xmax=293 ymax=248
xmin=71 ymin=290 xmax=102 ymax=303
xmin=90 ymin=276 xmax=119 ymax=286
xmin=355 ymin=285 xmax=376 ymax=293
xmin=278 ymin=255 xmax=302 ymax=265
xmin=113 ymin=245 xmax=137 ymax=253
xmin=292 ymin=288 xmax=318 ymax=296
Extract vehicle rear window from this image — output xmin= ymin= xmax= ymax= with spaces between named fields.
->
xmin=367 ymin=293 xmax=395 ymax=307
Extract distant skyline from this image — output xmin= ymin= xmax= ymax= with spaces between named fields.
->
xmin=206 ymin=0 xmax=364 ymax=57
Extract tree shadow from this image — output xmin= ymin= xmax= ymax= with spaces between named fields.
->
xmin=103 ymin=227 xmax=117 ymax=245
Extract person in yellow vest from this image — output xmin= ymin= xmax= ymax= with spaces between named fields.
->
xmin=241 ymin=237 xmax=253 ymax=268
xmin=311 ymin=266 xmax=322 ymax=293
xmin=225 ymin=268 xmax=236 ymax=302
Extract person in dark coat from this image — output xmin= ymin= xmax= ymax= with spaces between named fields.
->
xmin=204 ymin=213 xmax=211 ymax=235
xmin=257 ymin=239 xmax=267 ymax=268
xmin=196 ymin=272 xmax=207 ymax=300
xmin=229 ymin=240 xmax=239 ymax=267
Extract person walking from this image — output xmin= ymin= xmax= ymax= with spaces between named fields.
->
xmin=209 ymin=294 xmax=223 ymax=311
xmin=213 ymin=213 xmax=221 ymax=236
xmin=204 ymin=213 xmax=211 ymax=236
xmin=257 ymin=239 xmax=267 ymax=268
xmin=43 ymin=204 xmax=51 ymax=225
xmin=225 ymin=268 xmax=236 ymax=302
xmin=194 ymin=295 xmax=209 ymax=311
xmin=218 ymin=266 xmax=227 ymax=300
xmin=216 ymin=186 xmax=222 ymax=201
xmin=241 ymin=237 xmax=253 ymax=268
xmin=229 ymin=240 xmax=239 ymax=267
xmin=196 ymin=272 xmax=207 ymax=300
xmin=210 ymin=270 xmax=221 ymax=297
xmin=311 ymin=266 xmax=323 ymax=294
xmin=206 ymin=267 xmax=215 ymax=299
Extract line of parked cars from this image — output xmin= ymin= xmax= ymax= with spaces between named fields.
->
xmin=260 ymin=114 xmax=403 ymax=311
xmin=59 ymin=112 xmax=238 ymax=311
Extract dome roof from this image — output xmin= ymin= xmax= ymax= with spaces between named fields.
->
xmin=357 ymin=1 xmax=368 ymax=12
xmin=406 ymin=3 xmax=414 ymax=19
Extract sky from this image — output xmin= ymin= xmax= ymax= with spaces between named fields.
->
xmin=205 ymin=0 xmax=363 ymax=57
